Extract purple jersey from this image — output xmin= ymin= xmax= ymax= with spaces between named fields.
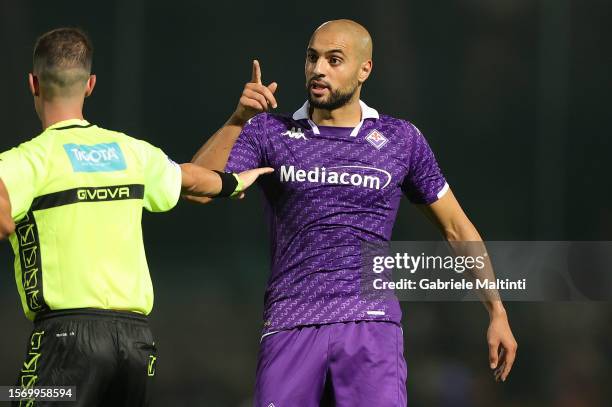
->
xmin=226 ymin=101 xmax=448 ymax=333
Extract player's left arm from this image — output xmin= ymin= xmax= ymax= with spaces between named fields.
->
xmin=0 ymin=178 xmax=15 ymax=239
xmin=417 ymin=189 xmax=518 ymax=382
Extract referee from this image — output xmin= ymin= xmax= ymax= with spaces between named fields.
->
xmin=0 ymin=28 xmax=271 ymax=406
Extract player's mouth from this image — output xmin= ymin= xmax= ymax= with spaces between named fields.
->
xmin=309 ymin=80 xmax=330 ymax=97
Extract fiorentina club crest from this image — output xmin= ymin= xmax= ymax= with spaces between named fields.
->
xmin=365 ymin=130 xmax=388 ymax=150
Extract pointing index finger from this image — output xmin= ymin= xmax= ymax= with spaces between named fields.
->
xmin=252 ymin=59 xmax=262 ymax=84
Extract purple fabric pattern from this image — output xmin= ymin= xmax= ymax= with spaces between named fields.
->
xmin=226 ymin=101 xmax=447 ymax=333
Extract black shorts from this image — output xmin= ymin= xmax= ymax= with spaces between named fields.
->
xmin=13 ymin=308 xmax=157 ymax=407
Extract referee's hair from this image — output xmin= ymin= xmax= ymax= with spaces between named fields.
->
xmin=33 ymin=27 xmax=93 ymax=98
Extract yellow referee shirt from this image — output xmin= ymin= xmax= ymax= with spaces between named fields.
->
xmin=0 ymin=119 xmax=181 ymax=320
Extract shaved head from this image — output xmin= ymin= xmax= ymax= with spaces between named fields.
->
xmin=311 ymin=19 xmax=373 ymax=62
xmin=305 ymin=19 xmax=373 ymax=111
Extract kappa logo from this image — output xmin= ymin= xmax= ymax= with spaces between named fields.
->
xmin=365 ymin=130 xmax=388 ymax=150
xmin=267 ymin=404 xmax=276 ymax=407
xmin=281 ymin=127 xmax=308 ymax=140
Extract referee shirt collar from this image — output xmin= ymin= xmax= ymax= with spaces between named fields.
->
xmin=292 ymin=100 xmax=379 ymax=137
xmin=47 ymin=119 xmax=91 ymax=131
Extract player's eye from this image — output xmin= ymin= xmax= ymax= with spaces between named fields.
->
xmin=307 ymin=53 xmax=318 ymax=63
xmin=329 ymin=57 xmax=342 ymax=65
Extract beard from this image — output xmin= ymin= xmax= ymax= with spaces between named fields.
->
xmin=307 ymin=82 xmax=359 ymax=110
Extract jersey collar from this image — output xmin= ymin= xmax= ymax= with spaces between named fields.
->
xmin=292 ymin=100 xmax=379 ymax=138
xmin=47 ymin=119 xmax=91 ymax=130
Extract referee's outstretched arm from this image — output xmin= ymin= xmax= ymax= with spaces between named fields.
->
xmin=0 ymin=178 xmax=15 ymax=239
xmin=180 ymin=163 xmax=273 ymax=201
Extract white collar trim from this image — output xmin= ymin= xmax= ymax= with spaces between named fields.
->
xmin=292 ymin=100 xmax=379 ymax=137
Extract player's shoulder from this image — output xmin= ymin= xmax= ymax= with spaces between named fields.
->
xmin=241 ymin=112 xmax=297 ymax=139
xmin=376 ymin=114 xmax=425 ymax=141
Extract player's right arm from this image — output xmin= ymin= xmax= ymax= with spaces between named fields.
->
xmin=187 ymin=60 xmax=277 ymax=204
xmin=0 ymin=179 xmax=15 ymax=239
xmin=191 ymin=60 xmax=277 ymax=171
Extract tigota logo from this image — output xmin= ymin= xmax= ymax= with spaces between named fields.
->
xmin=70 ymin=146 xmax=120 ymax=162
xmin=279 ymin=165 xmax=392 ymax=190
xmin=64 ymin=142 xmax=127 ymax=172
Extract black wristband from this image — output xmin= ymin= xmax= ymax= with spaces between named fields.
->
xmin=213 ymin=170 xmax=238 ymax=198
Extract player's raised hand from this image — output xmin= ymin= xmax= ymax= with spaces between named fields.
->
xmin=232 ymin=60 xmax=278 ymax=124
xmin=233 ymin=167 xmax=275 ymax=199
xmin=487 ymin=311 xmax=518 ymax=382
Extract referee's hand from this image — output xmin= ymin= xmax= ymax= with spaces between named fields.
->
xmin=231 ymin=60 xmax=278 ymax=125
xmin=233 ymin=167 xmax=275 ymax=199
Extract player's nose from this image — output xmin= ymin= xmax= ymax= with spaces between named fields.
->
xmin=311 ymin=58 xmax=327 ymax=76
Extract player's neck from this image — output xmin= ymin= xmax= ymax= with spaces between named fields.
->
xmin=311 ymin=98 xmax=362 ymax=128
xmin=38 ymin=98 xmax=86 ymax=130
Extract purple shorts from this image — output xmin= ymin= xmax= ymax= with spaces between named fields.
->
xmin=254 ymin=321 xmax=407 ymax=407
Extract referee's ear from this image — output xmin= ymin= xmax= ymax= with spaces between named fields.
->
xmin=28 ymin=73 xmax=39 ymax=97
xmin=85 ymin=74 xmax=97 ymax=98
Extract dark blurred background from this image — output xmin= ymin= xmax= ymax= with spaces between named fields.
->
xmin=1 ymin=0 xmax=611 ymax=406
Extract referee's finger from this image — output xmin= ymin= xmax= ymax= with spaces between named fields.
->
xmin=254 ymin=167 xmax=274 ymax=175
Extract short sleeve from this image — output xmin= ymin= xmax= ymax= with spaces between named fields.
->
xmin=0 ymin=136 xmax=49 ymax=220
xmin=225 ymin=114 xmax=265 ymax=173
xmin=401 ymin=122 xmax=449 ymax=204
xmin=141 ymin=142 xmax=182 ymax=212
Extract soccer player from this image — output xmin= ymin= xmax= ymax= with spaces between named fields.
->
xmin=191 ymin=20 xmax=517 ymax=406
xmin=0 ymin=28 xmax=271 ymax=406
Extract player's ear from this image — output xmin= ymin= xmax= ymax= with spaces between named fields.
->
xmin=358 ymin=60 xmax=372 ymax=84
xmin=28 ymin=73 xmax=39 ymax=97
xmin=85 ymin=74 xmax=96 ymax=97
